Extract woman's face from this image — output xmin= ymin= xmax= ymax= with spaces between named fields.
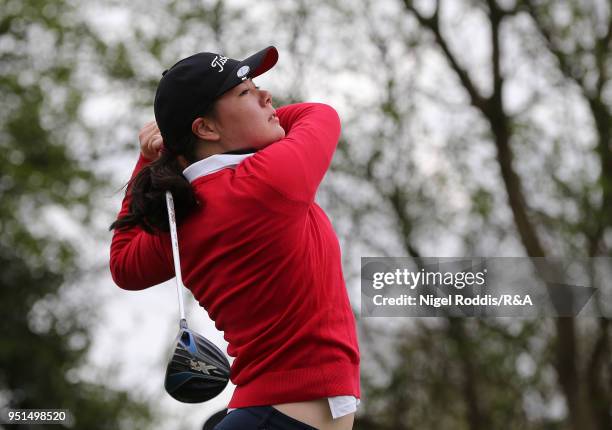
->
xmin=209 ymin=78 xmax=285 ymax=151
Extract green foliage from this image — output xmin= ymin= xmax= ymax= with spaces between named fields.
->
xmin=355 ymin=319 xmax=560 ymax=430
xmin=0 ymin=0 xmax=154 ymax=427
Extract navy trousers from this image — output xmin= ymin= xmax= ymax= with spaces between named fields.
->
xmin=212 ymin=406 xmax=318 ymax=430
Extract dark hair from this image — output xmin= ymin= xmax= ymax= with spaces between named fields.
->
xmin=109 ymin=106 xmax=217 ymax=234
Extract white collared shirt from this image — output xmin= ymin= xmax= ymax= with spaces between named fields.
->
xmin=185 ymin=153 xmax=360 ymax=419
xmin=182 ymin=152 xmax=255 ymax=182
xmin=227 ymin=397 xmax=361 ymax=420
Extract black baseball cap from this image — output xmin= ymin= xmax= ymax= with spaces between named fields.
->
xmin=154 ymin=46 xmax=279 ymax=149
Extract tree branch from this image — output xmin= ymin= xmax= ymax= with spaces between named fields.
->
xmin=388 ymin=185 xmax=421 ymax=259
xmin=403 ymin=0 xmax=546 ymax=259
xmin=402 ymin=0 xmax=489 ymax=111
xmin=447 ymin=319 xmax=490 ymax=430
xmin=586 ymin=318 xmax=611 ymax=430
xmin=486 ymin=0 xmax=504 ymax=106
xmin=520 ymin=0 xmax=588 ymax=91
xmin=594 ymin=12 xmax=611 ymax=95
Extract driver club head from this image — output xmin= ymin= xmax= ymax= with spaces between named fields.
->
xmin=164 ymin=326 xmax=230 ymax=403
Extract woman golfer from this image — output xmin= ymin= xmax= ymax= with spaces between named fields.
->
xmin=109 ymin=46 xmax=360 ymax=430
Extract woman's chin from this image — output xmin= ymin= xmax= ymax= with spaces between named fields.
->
xmin=252 ymin=129 xmax=286 ymax=150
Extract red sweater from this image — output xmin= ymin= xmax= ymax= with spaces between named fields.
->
xmin=110 ymin=103 xmax=360 ymax=408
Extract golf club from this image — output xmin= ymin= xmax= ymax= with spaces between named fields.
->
xmin=163 ymin=191 xmax=230 ymax=403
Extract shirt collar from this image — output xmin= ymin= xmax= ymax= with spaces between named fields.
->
xmin=182 ymin=152 xmax=255 ymax=183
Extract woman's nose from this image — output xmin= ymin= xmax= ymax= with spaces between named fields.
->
xmin=260 ymin=89 xmax=272 ymax=106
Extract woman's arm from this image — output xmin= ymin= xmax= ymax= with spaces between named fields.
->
xmin=109 ymin=123 xmax=173 ymax=290
xmin=243 ymin=102 xmax=341 ymax=204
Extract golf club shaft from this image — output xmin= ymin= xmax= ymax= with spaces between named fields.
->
xmin=165 ymin=191 xmax=186 ymax=324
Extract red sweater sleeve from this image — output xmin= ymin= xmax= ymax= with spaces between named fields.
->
xmin=243 ymin=103 xmax=341 ymax=203
xmin=109 ymin=154 xmax=173 ymax=290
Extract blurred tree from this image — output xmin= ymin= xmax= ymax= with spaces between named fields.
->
xmin=0 ymin=0 xmax=153 ymax=428
xmin=303 ymin=0 xmax=612 ymax=429
xmin=519 ymin=5 xmax=611 ymax=427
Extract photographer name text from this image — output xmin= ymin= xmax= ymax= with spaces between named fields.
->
xmin=373 ymin=294 xmax=533 ymax=307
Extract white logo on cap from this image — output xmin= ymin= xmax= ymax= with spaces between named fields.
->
xmin=211 ymin=55 xmax=228 ymax=72
xmin=237 ymin=65 xmax=250 ymax=80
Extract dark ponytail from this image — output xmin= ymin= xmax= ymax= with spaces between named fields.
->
xmin=109 ymin=133 xmax=201 ymax=234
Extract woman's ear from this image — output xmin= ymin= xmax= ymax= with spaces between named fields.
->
xmin=192 ymin=117 xmax=220 ymax=142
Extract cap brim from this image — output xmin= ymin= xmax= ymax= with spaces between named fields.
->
xmin=242 ymin=45 xmax=278 ymax=78
xmin=215 ymin=46 xmax=278 ymax=97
